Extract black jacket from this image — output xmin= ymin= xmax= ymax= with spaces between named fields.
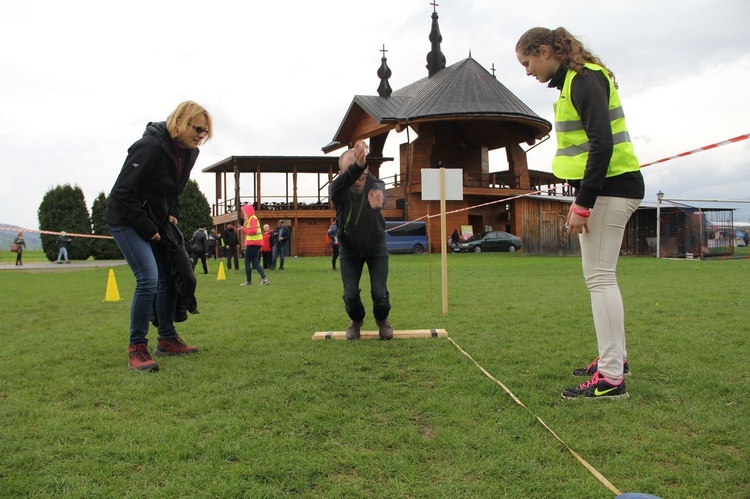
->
xmin=272 ymin=225 xmax=291 ymax=246
xmin=222 ymin=227 xmax=239 ymax=247
xmin=330 ymin=160 xmax=387 ymax=251
xmin=105 ymin=122 xmax=199 ymax=239
xmin=160 ymin=221 xmax=199 ymax=314
xmin=192 ymin=229 xmax=208 ymax=253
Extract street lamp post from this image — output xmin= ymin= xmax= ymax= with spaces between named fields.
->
xmin=656 ymin=191 xmax=664 ymax=259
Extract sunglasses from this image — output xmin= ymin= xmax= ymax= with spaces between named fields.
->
xmin=188 ymin=123 xmax=210 ymax=135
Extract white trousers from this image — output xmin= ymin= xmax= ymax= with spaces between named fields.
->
xmin=579 ymin=196 xmax=641 ymax=381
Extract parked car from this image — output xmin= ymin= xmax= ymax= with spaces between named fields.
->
xmin=453 ymin=231 xmax=522 ymax=253
xmin=385 ymin=221 xmax=428 ymax=254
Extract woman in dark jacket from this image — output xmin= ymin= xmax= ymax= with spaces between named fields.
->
xmin=13 ymin=231 xmax=26 ymax=266
xmin=105 ymin=101 xmax=213 ymax=372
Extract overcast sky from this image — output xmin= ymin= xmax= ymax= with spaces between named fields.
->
xmin=2 ymin=0 xmax=749 ymax=231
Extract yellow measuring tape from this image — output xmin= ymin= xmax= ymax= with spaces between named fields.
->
xmin=447 ymin=337 xmax=622 ymax=496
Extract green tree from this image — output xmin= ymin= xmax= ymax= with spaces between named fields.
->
xmin=178 ymin=180 xmax=212 ymax=238
xmin=90 ymin=192 xmax=123 ymax=260
xmin=38 ymin=184 xmax=92 ymax=261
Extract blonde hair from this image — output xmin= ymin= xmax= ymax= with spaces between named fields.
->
xmin=516 ymin=27 xmax=616 ymax=87
xmin=17 ymin=230 xmax=23 ymax=237
xmin=166 ymin=101 xmax=214 ymax=143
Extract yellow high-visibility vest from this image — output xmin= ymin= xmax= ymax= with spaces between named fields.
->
xmin=552 ymin=63 xmax=640 ymax=180
xmin=244 ymin=215 xmax=263 ymax=243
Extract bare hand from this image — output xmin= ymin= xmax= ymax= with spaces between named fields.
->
xmin=566 ymin=204 xmax=589 ymax=235
xmin=353 ymin=140 xmax=369 ymax=167
xmin=168 ymin=216 xmax=178 ymax=225
xmin=368 ymin=189 xmax=384 ymax=209
xmin=151 ymin=232 xmax=161 ymax=241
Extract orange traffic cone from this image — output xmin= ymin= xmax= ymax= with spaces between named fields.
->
xmin=217 ymin=261 xmax=226 ymax=281
xmin=103 ymin=269 xmax=122 ymax=302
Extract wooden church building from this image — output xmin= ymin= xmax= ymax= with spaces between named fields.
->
xmin=203 ymin=6 xmax=567 ymax=256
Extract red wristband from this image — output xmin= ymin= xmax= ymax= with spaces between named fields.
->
xmin=571 ymin=206 xmax=591 ymax=218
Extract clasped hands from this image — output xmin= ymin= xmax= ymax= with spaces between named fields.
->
xmin=352 ymin=140 xmax=383 ymax=210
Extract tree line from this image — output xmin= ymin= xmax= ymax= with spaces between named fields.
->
xmin=37 ymin=180 xmax=212 ymax=262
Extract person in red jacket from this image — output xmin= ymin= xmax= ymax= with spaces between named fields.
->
xmin=261 ymin=223 xmax=272 ymax=269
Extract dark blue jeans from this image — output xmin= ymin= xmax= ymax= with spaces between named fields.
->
xmin=243 ymin=245 xmax=266 ymax=283
xmin=109 ymin=225 xmax=178 ymax=345
xmin=271 ymin=243 xmax=287 ymax=269
xmin=339 ymin=243 xmax=391 ymax=322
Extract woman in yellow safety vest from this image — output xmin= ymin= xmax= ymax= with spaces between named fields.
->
xmin=240 ymin=204 xmax=270 ymax=287
xmin=516 ymin=27 xmax=644 ymax=400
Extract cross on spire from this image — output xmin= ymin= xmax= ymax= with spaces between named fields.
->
xmin=430 ymin=1 xmax=439 ymax=12
xmin=380 ymin=43 xmax=388 ymax=58
xmin=491 ymin=63 xmax=496 ymax=77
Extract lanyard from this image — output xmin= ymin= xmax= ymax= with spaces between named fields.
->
xmin=345 ymin=190 xmax=366 ymax=229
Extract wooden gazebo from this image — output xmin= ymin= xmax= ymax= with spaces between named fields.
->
xmin=203 ymin=5 xmax=568 ymax=256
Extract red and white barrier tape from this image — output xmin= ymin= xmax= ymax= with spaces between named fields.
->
xmin=5 ymin=134 xmax=748 ymax=237
xmin=0 ymin=227 xmax=113 ymax=239
xmin=640 ymin=133 xmax=750 ymax=168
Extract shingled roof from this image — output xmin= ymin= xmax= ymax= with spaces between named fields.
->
xmin=325 ymin=56 xmax=551 ymax=152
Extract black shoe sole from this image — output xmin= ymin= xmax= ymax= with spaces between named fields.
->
xmin=154 ymin=349 xmax=199 ymax=357
xmin=128 ymin=363 xmax=159 ymax=372
xmin=561 ymin=391 xmax=629 ymax=400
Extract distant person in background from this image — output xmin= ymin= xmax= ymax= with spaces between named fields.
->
xmin=13 ymin=230 xmax=26 ymax=266
xmin=450 ymin=229 xmax=460 ymax=249
xmin=269 ymin=224 xmax=278 ymax=267
xmin=327 ymin=223 xmax=339 ymax=270
xmin=222 ymin=222 xmax=239 ymax=270
xmin=105 ymin=100 xmax=211 ymax=372
xmin=261 ymin=224 xmax=272 ymax=269
xmin=207 ymin=228 xmax=220 ymax=259
xmin=271 ymin=220 xmax=290 ymax=270
xmin=191 ymin=223 xmax=208 ymax=274
xmin=516 ymin=27 xmax=644 ymax=399
xmin=57 ymin=231 xmax=70 ymax=264
xmin=330 ymin=140 xmax=393 ymax=340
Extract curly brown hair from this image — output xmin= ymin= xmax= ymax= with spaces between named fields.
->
xmin=516 ymin=27 xmax=617 ymax=87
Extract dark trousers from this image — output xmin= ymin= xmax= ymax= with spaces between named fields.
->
xmin=271 ymin=244 xmax=287 ymax=269
xmin=339 ymin=243 xmax=391 ymax=322
xmin=192 ymin=251 xmax=208 ymax=274
xmin=226 ymin=246 xmax=239 ymax=270
xmin=331 ymin=244 xmax=339 ymax=269
xmin=262 ymin=250 xmax=272 ymax=269
xmin=244 ymin=245 xmax=266 ymax=283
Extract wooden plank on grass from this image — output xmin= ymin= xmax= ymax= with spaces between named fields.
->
xmin=312 ymin=329 xmax=448 ymax=340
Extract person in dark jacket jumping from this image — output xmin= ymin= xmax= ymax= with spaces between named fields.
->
xmin=105 ymin=101 xmax=212 ymax=372
xmin=330 ymin=140 xmax=393 ymax=340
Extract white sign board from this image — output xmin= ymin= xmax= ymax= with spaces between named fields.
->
xmin=421 ymin=168 xmax=464 ymax=201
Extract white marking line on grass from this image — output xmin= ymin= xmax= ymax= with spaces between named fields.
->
xmin=447 ymin=337 xmax=622 ymax=497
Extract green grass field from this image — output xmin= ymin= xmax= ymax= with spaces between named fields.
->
xmin=1 ymin=251 xmax=748 ymax=498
